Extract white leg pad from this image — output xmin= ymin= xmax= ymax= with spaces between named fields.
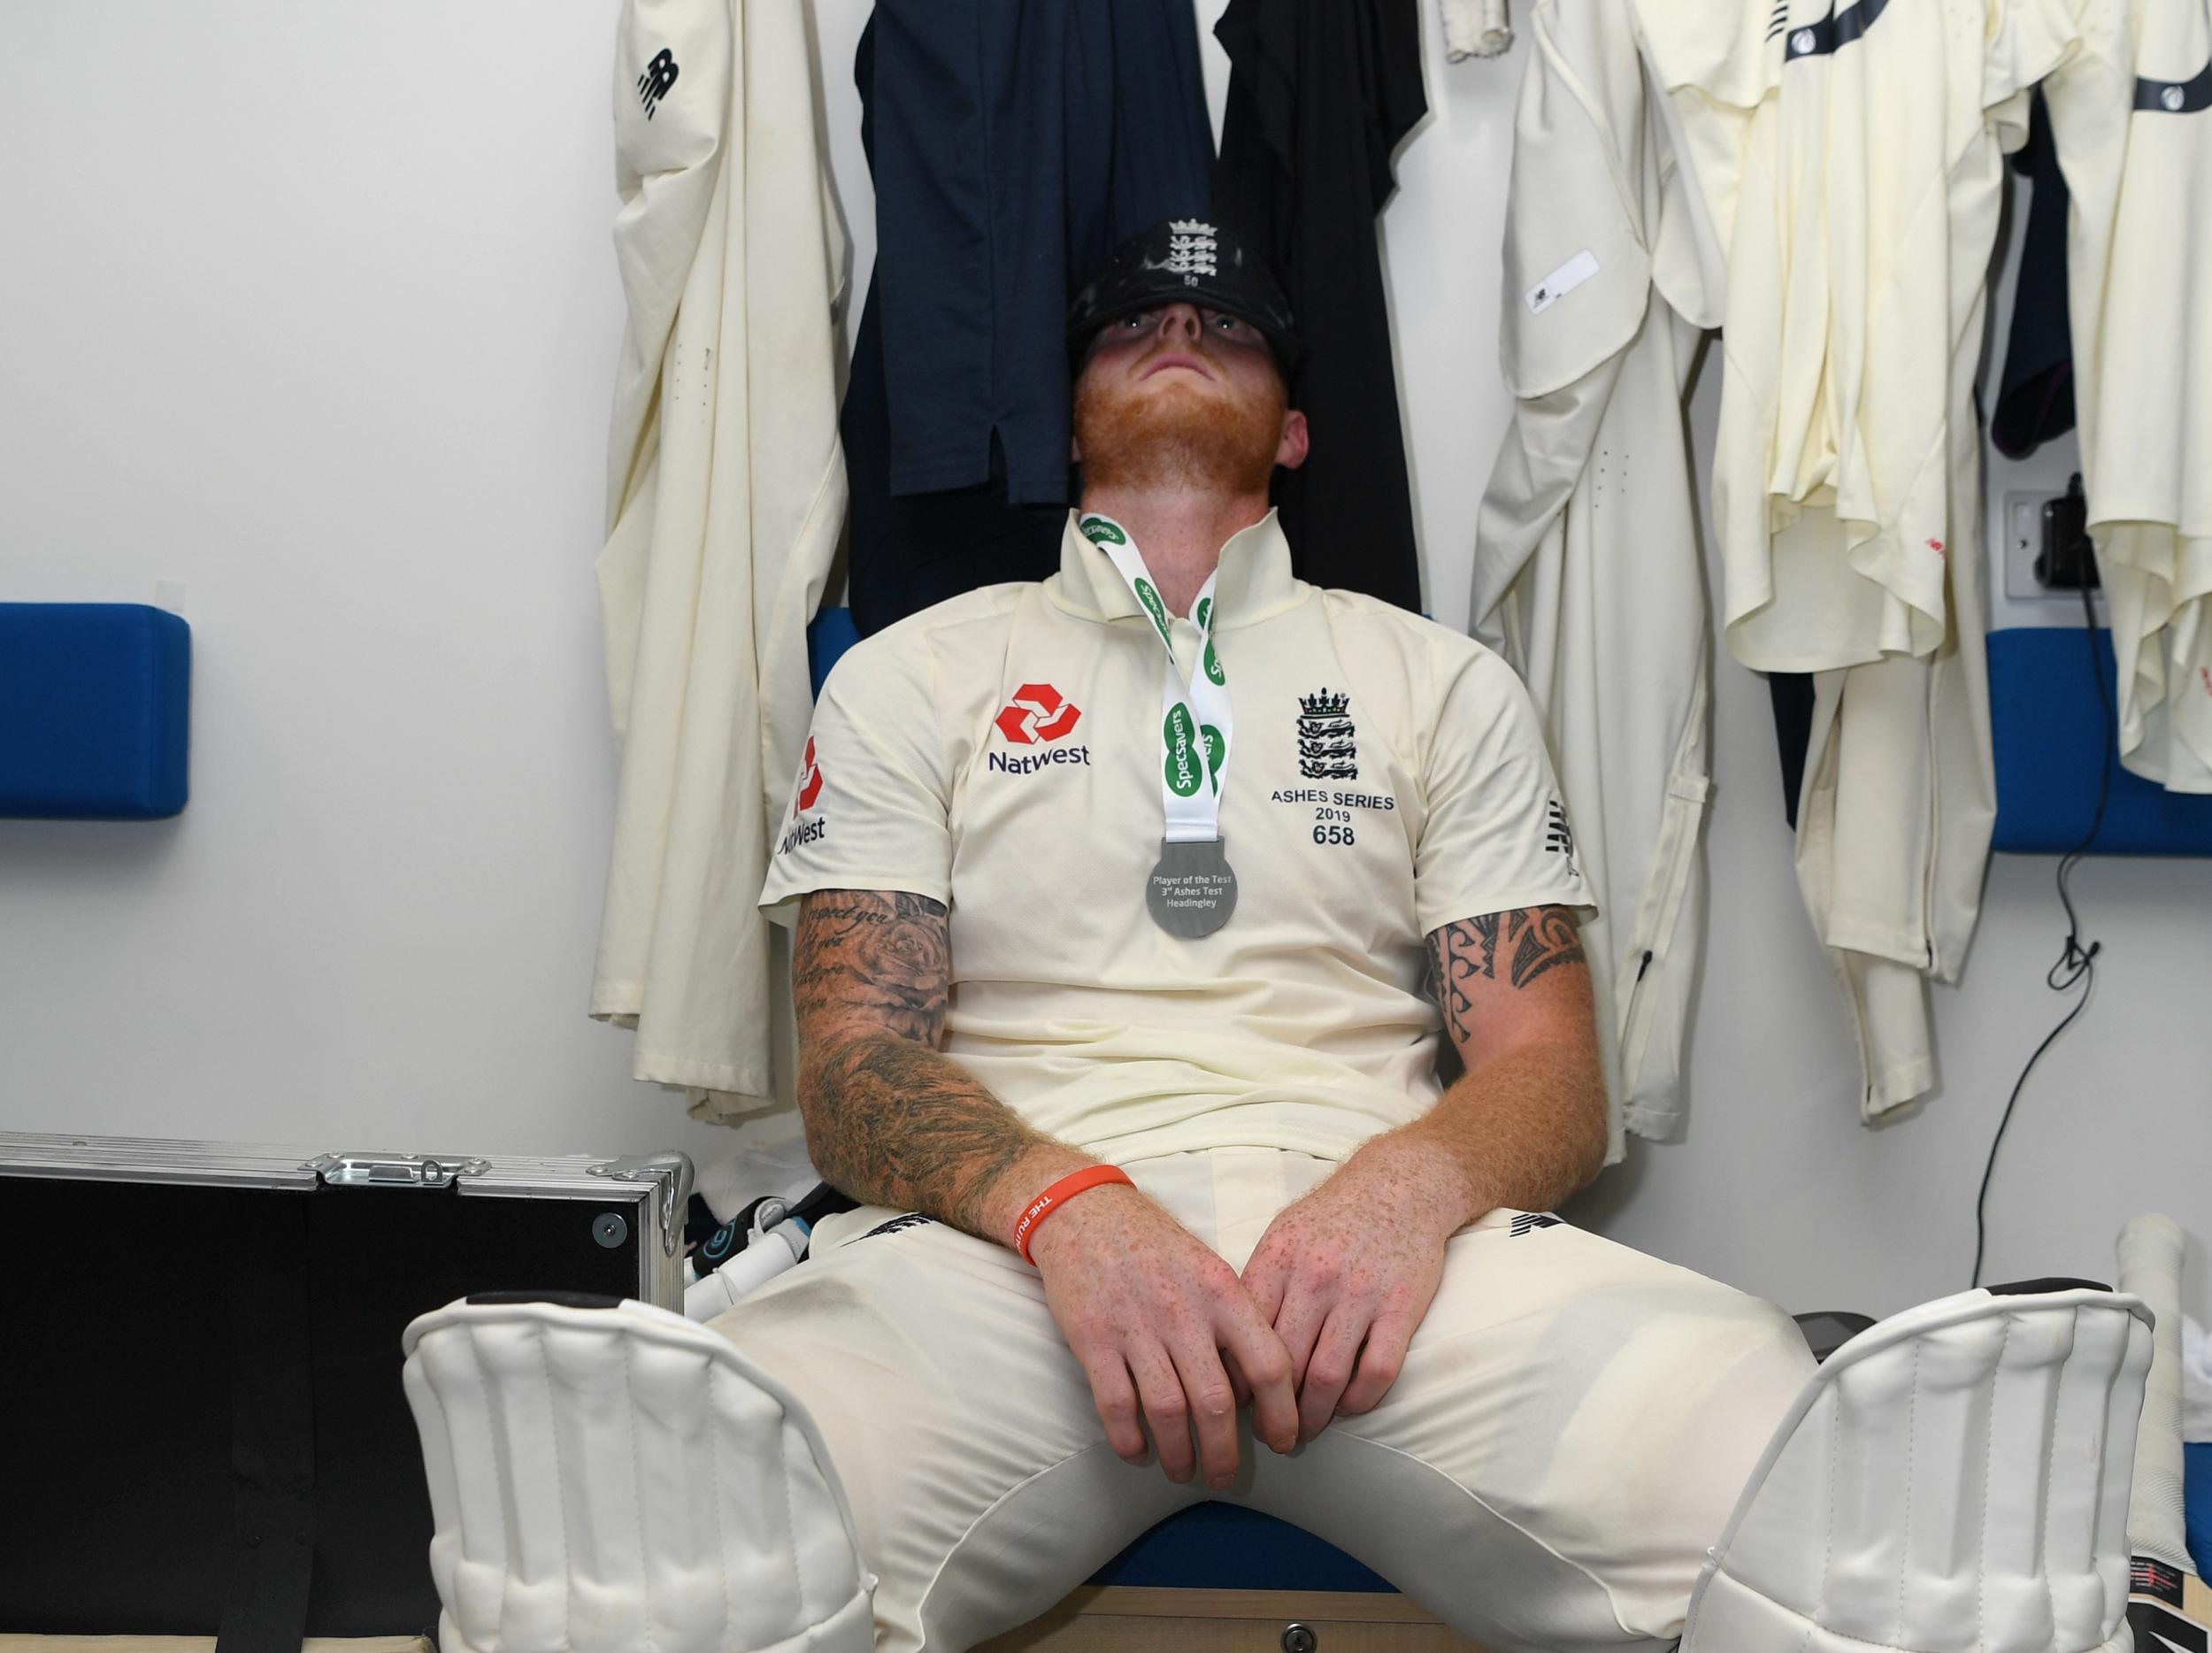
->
xmin=402 ymin=1296 xmax=875 ymax=1653
xmin=1684 ymin=1287 xmax=2154 ymax=1653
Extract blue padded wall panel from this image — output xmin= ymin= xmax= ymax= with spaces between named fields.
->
xmin=807 ymin=606 xmax=860 ymax=699
xmin=1988 ymin=626 xmax=2212 ymax=856
xmin=2189 ymin=1441 xmax=2210 ymax=1583
xmin=0 ymin=604 xmax=190 ymax=819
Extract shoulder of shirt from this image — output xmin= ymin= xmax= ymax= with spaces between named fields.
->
xmin=820 ymin=584 xmax=1030 ymax=690
xmin=1310 ymin=585 xmax=1514 ymax=674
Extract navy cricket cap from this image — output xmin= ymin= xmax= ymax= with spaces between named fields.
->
xmin=1067 ymin=218 xmax=1302 ymax=374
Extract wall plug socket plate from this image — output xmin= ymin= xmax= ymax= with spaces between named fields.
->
xmin=2001 ymin=490 xmax=2076 ymax=601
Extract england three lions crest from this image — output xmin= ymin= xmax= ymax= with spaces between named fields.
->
xmin=1298 ymin=688 xmax=1357 ymax=780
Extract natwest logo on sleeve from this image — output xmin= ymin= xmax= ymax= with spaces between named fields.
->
xmin=776 ymin=736 xmax=828 ymax=856
xmin=995 ymin=683 xmax=1082 ymax=745
xmin=793 ymin=737 xmax=825 ymax=815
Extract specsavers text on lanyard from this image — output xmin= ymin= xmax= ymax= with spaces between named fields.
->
xmin=1079 ymin=511 xmax=1240 ymax=937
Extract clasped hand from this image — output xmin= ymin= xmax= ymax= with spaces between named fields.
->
xmin=1029 ymin=1147 xmax=1460 ymax=1489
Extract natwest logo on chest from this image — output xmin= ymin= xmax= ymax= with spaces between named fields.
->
xmin=995 ymin=683 xmax=1083 ymax=745
xmin=989 ymin=682 xmax=1090 ymax=777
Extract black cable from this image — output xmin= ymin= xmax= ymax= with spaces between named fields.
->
xmin=1971 ymin=573 xmax=2112 ymax=1288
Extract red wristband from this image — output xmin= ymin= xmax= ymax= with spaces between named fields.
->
xmin=1013 ymin=1165 xmax=1134 ymax=1265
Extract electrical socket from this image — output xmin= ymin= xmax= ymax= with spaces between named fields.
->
xmin=2001 ymin=489 xmax=2085 ymax=601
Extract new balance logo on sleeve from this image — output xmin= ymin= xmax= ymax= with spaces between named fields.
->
xmin=1544 ymin=799 xmax=1578 ymax=876
xmin=637 ymin=49 xmax=679 ymax=119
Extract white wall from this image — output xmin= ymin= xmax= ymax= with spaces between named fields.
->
xmin=2 ymin=2 xmax=2204 ymax=1320
xmin=0 ymin=4 xmax=744 ymax=1169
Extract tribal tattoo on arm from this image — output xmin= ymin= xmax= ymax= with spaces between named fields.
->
xmin=792 ymin=890 xmax=1051 ymax=1236
xmin=1425 ymin=905 xmax=1586 ymax=1047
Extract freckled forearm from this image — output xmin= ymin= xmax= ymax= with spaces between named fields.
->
xmin=1350 ymin=1040 xmax=1608 ymax=1232
xmin=1373 ymin=908 xmax=1605 ymax=1229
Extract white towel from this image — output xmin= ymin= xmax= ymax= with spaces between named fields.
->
xmin=696 ymin=1133 xmax=826 ymax=1225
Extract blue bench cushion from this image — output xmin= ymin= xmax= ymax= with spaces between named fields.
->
xmin=0 ymin=603 xmax=190 ymax=819
xmin=1086 ymin=1502 xmax=1392 ymax=1593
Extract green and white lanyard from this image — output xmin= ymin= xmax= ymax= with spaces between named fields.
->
xmin=1079 ymin=511 xmax=1240 ymax=934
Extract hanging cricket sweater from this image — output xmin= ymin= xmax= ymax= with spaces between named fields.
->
xmin=2046 ymin=0 xmax=2212 ymax=791
xmin=591 ymin=0 xmax=847 ymax=1119
xmin=1474 ymin=0 xmax=1724 ymax=1152
xmin=1630 ymin=0 xmax=2080 ymax=1115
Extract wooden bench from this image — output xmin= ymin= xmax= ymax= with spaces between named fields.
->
xmin=981 ymin=1585 xmax=1493 ymax=1650
xmin=980 ymin=1504 xmax=1495 ymax=1653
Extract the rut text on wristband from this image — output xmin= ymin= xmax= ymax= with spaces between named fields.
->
xmin=1013 ymin=1165 xmax=1136 ymax=1264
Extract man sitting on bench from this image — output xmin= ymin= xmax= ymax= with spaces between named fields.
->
xmin=722 ymin=218 xmax=1815 ymax=1653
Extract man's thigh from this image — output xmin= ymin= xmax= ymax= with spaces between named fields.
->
xmin=703 ymin=1153 xmax=1811 ymax=1653
xmin=705 ymin=1203 xmax=1201 ymax=1653
xmin=1236 ymin=1204 xmax=1815 ymax=1653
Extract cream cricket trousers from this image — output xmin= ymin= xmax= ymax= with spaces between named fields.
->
xmin=708 ymin=1147 xmax=1814 ymax=1653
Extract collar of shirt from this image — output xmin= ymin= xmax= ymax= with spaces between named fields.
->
xmin=1042 ymin=507 xmax=1303 ymax=632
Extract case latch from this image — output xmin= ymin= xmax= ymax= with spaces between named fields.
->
xmin=303 ymin=1152 xmax=490 ymax=1189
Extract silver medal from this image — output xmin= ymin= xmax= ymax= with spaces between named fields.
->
xmin=1081 ymin=512 xmax=1241 ymax=941
xmin=1146 ymin=836 xmax=1238 ymax=937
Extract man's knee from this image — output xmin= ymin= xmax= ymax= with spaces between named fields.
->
xmin=1544 ymin=1283 xmax=1812 ymax=1522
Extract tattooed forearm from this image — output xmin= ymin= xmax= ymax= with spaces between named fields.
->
xmin=804 ymin=1034 xmax=1048 ymax=1234
xmin=793 ymin=889 xmax=1075 ymax=1240
xmin=1399 ymin=903 xmax=1604 ymax=1209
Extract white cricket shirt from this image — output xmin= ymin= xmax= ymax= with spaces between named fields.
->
xmin=1634 ymin=0 xmax=2084 ymax=673
xmin=2047 ymin=0 xmax=2212 ymax=790
xmin=1475 ymin=0 xmax=1720 ymax=1157
xmin=590 ymin=0 xmax=846 ymax=1115
xmin=1632 ymin=0 xmax=2041 ymax=1116
xmin=760 ymin=512 xmax=1593 ymax=1165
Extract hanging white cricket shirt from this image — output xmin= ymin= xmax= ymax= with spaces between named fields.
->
xmin=591 ymin=0 xmax=848 ymax=1118
xmin=1632 ymin=0 xmax=2084 ymax=674
xmin=1783 ymin=0 xmax=2072 ymax=1116
xmin=1474 ymin=0 xmax=1724 ymax=1153
xmin=1790 ymin=368 xmax=1999 ymax=1118
xmin=1630 ymin=0 xmax=2078 ymax=1116
xmin=2047 ymin=0 xmax=2212 ymax=791
xmin=761 ymin=514 xmax=1592 ymax=1168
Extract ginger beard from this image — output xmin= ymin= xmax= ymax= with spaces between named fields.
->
xmin=1073 ymin=342 xmax=1288 ymax=496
